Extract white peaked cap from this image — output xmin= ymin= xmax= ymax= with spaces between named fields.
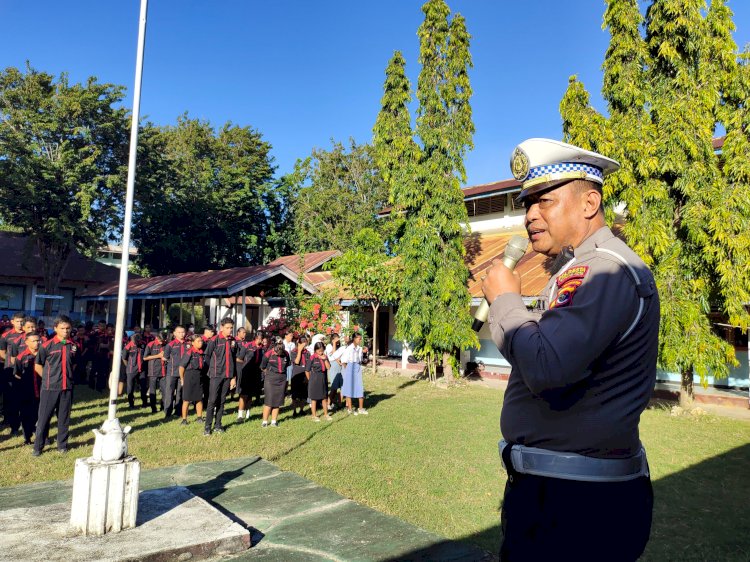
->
xmin=510 ymin=138 xmax=620 ymax=202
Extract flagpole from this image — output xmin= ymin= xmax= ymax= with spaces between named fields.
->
xmin=108 ymin=0 xmax=148 ymax=421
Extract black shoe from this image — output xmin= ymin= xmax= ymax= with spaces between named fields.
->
xmin=57 ymin=448 xmax=68 ymax=454
xmin=180 ymin=419 xmax=189 ymax=426
xmin=292 ymin=410 xmax=299 ymax=418
xmin=195 ymin=416 xmax=204 ymax=423
xmin=213 ymin=427 xmax=224 ymax=434
xmin=32 ymin=449 xmax=41 ymax=457
xmin=203 ymin=429 xmax=211 ymax=436
xmin=151 ymin=407 xmax=158 ymax=414
xmin=23 ymin=438 xmax=32 ymax=446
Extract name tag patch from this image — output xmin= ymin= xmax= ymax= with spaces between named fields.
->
xmin=551 ymin=265 xmax=589 ymax=309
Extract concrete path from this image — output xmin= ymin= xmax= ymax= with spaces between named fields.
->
xmin=0 ymin=456 xmax=491 ymax=561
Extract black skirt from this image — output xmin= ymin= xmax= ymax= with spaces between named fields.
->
xmin=308 ymin=371 xmax=328 ymax=401
xmin=237 ymin=364 xmax=262 ymax=396
xmin=290 ymin=372 xmax=308 ymax=401
xmin=182 ymin=368 xmax=203 ymax=402
xmin=264 ymin=371 xmax=286 ymax=408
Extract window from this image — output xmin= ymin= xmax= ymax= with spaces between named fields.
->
xmin=35 ymin=288 xmax=75 ymax=313
xmin=0 ymin=284 xmax=25 ymax=310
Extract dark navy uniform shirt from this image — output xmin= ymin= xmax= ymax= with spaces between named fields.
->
xmin=261 ymin=351 xmax=290 ymax=376
xmin=178 ymin=347 xmax=205 ymax=373
xmin=14 ymin=349 xmax=40 ymax=398
xmin=122 ymin=342 xmax=145 ymax=375
xmin=489 ymin=226 xmax=659 ymax=459
xmin=0 ymin=329 xmax=24 ymax=369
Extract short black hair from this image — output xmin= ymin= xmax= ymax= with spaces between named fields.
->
xmin=12 ymin=311 xmax=25 ymax=320
xmin=54 ymin=315 xmax=72 ymax=327
xmin=23 ymin=316 xmax=36 ymax=326
xmin=220 ymin=317 xmax=234 ymax=327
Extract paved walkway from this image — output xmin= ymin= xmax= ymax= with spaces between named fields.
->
xmin=0 ymin=456 xmax=491 ymax=561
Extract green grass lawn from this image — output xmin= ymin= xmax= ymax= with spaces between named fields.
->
xmin=2 ymin=372 xmax=749 ymax=561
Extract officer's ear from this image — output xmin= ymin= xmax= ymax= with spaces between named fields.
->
xmin=577 ymin=182 xmax=602 ymax=219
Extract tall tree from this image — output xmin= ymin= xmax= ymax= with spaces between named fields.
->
xmin=288 ymin=139 xmax=389 ymax=253
xmin=328 ymin=228 xmax=402 ymax=374
xmin=133 ymin=115 xmax=276 ymax=275
xmin=0 ymin=65 xmax=128 ymax=314
xmin=382 ymin=0 xmax=477 ymax=380
xmin=561 ymin=0 xmax=750 ymax=398
xmin=372 ymin=51 xmax=420 ymax=210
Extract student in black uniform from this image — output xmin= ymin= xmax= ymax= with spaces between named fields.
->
xmin=13 ymin=332 xmax=42 ymax=445
xmin=143 ymin=332 xmax=166 ymax=413
xmin=178 ymin=335 xmax=205 ymax=425
xmin=260 ymin=340 xmax=289 ymax=427
xmin=0 ymin=311 xmax=25 ymax=431
xmin=33 ymin=315 xmax=77 ymax=456
xmin=291 ymin=336 xmax=310 ymax=418
xmin=200 ymin=325 xmax=215 ymax=410
xmin=163 ymin=325 xmax=188 ymax=418
xmin=203 ymin=318 xmax=237 ymax=435
xmin=306 ymin=342 xmax=331 ymax=421
xmin=121 ymin=333 xmax=147 ymax=409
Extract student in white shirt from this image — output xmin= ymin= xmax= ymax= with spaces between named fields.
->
xmin=325 ymin=333 xmax=344 ymax=409
xmin=341 ymin=332 xmax=367 ymax=415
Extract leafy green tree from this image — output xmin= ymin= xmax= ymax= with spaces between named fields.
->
xmin=0 ymin=65 xmax=128 ymax=314
xmin=133 ymin=114 xmax=276 ymax=274
xmin=376 ymin=0 xmax=477 ymax=380
xmin=328 ymin=228 xmax=402 ymax=374
xmin=560 ymin=0 xmax=750 ymax=398
xmin=288 ymin=139 xmax=389 ymax=253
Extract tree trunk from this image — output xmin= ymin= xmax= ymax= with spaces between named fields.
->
xmin=442 ymin=352 xmax=453 ymax=381
xmin=680 ymin=367 xmax=694 ymax=408
xmin=36 ymin=237 xmax=72 ymax=318
xmin=371 ymin=302 xmax=379 ymax=375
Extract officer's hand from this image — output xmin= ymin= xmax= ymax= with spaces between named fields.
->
xmin=230 ymin=378 xmax=237 ymax=390
xmin=482 ymin=259 xmax=521 ymax=304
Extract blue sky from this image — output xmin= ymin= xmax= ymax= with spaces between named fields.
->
xmin=1 ymin=0 xmax=748 ymax=187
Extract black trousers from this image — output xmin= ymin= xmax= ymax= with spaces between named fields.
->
xmin=499 ymin=467 xmax=653 ymax=562
xmin=147 ymin=376 xmax=163 ymax=411
xmin=19 ymin=393 xmax=39 ymax=441
xmin=1 ymin=366 xmax=10 ymax=420
xmin=205 ymin=377 xmax=230 ymax=431
xmin=92 ymin=356 xmax=110 ymax=391
xmin=126 ymin=372 xmax=147 ymax=406
xmin=34 ymin=389 xmax=73 ymax=453
xmin=5 ymin=372 xmax=21 ymax=432
xmin=163 ymin=376 xmax=182 ymax=416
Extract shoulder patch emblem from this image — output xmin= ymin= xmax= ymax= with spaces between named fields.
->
xmin=556 ymin=265 xmax=589 ymax=287
xmin=550 ymin=265 xmax=589 ymax=309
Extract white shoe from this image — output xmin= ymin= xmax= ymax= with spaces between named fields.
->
xmin=328 ymin=403 xmax=336 ymax=411
xmin=237 ymin=410 xmax=245 ymax=419
xmin=271 ymin=420 xmax=278 ymax=427
xmin=347 ymin=408 xmax=354 ymax=415
xmin=261 ymin=421 xmax=268 ymax=427
xmin=245 ymin=409 xmax=250 ymax=419
xmin=357 ymin=408 xmax=369 ymax=415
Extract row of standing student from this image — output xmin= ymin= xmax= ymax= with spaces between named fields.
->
xmin=120 ymin=320 xmax=369 ymax=433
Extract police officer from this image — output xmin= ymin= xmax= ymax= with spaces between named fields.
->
xmin=482 ymin=139 xmax=658 ymax=562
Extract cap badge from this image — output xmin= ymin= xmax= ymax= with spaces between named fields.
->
xmin=511 ymin=147 xmax=530 ymax=181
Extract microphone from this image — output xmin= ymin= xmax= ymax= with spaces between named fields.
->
xmin=472 ymin=234 xmax=529 ymax=332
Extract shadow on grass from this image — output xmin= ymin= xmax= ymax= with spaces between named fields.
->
xmin=383 ymin=443 xmax=750 ymax=562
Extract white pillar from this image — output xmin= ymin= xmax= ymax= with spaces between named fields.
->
xmin=105 ymin=303 xmax=110 ymax=324
xmin=242 ymin=289 xmax=247 ymax=330
xmin=140 ymin=300 xmax=146 ymax=328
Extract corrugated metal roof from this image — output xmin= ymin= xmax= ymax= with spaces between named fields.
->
xmin=0 ymin=232 xmax=128 ymax=286
xmin=465 ymin=230 xmax=552 ymax=299
xmin=267 ymin=250 xmax=341 ymax=274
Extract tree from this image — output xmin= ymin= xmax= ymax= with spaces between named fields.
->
xmin=133 ymin=114 xmax=276 ymax=274
xmin=0 ymin=65 xmax=128 ymax=314
xmin=329 ymin=228 xmax=402 ymax=374
xmin=375 ymin=0 xmax=477 ymax=380
xmin=288 ymin=139 xmax=389 ymax=253
xmin=560 ymin=0 xmax=750 ymax=399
